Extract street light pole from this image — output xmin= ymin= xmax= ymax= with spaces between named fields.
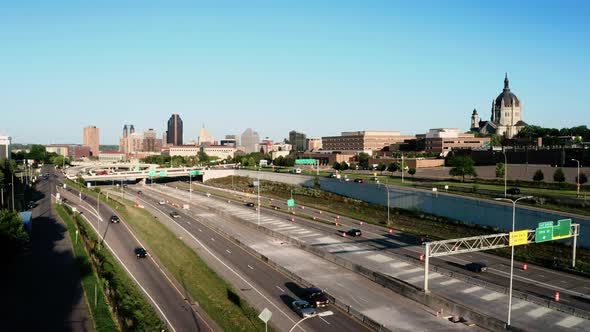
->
xmin=401 ymin=153 xmax=404 ymax=183
xmin=189 ymin=173 xmax=192 ymax=203
xmin=386 ymin=177 xmax=390 ymax=226
xmin=495 ymin=195 xmax=532 ymax=329
xmin=572 ymin=159 xmax=580 ymax=198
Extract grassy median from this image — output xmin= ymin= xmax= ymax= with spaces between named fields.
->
xmin=66 ymin=179 xmax=268 ymax=332
xmin=55 ymin=204 xmax=119 ymax=332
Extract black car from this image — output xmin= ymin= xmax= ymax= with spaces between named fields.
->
xmin=303 ymin=287 xmax=329 ymax=308
xmin=353 ymin=178 xmax=364 ymax=183
xmin=465 ymin=262 xmax=488 ymax=272
xmin=110 ymin=215 xmax=120 ymax=223
xmin=134 ymin=247 xmax=148 ymax=258
xmin=137 ymin=190 xmax=142 ymax=195
xmin=507 ymin=187 xmax=521 ymax=195
xmin=345 ymin=229 xmax=362 ymax=237
xmin=170 ymin=211 xmax=181 ymax=218
xmin=245 ymin=202 xmax=255 ymax=207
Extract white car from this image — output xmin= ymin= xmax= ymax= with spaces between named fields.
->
xmin=159 ymin=200 xmax=166 ymax=205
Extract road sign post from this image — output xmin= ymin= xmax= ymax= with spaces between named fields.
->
xmin=258 ymin=308 xmax=272 ymax=332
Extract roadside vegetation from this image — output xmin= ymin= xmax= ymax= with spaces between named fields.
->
xmin=55 ymin=204 xmax=119 ymax=332
xmin=0 ymin=210 xmax=29 ymax=263
xmin=65 ymin=179 xmax=269 ymax=332
xmin=199 ymin=176 xmax=590 ymax=274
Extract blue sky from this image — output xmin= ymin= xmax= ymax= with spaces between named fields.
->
xmin=1 ymin=1 xmax=588 ymax=144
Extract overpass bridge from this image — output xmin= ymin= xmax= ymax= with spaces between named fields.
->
xmin=70 ymin=166 xmax=208 ymax=182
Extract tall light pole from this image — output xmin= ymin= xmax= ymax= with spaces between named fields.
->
xmin=401 ymin=153 xmax=405 ymax=183
xmin=501 ymin=150 xmax=508 ymax=198
xmin=495 ymin=195 xmax=532 ymax=329
xmin=189 ymin=172 xmax=192 ymax=203
xmin=572 ymin=159 xmax=580 ymax=198
xmin=386 ymin=177 xmax=390 ymax=226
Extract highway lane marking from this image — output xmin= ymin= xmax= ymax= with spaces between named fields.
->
xmin=319 ymin=316 xmax=331 ymax=325
xmin=276 ymin=286 xmax=285 ymax=292
xmin=211 ymin=237 xmax=215 ymax=241
xmin=198 ymin=228 xmax=203 ymax=232
xmin=248 ymin=265 xmax=254 ymax=270
xmin=556 ymin=316 xmax=585 ymax=328
xmin=390 ymin=262 xmax=410 ymax=269
xmin=130 ymin=191 xmax=300 ymax=325
xmin=226 ymin=249 xmax=232 ymax=254
xmin=481 ymin=292 xmax=503 ymax=301
xmin=438 ymin=279 xmax=459 ymax=286
xmin=526 ymin=306 xmax=552 ymax=318
xmin=461 ymin=286 xmax=482 ymax=294
xmin=510 ymin=301 xmax=530 ymax=310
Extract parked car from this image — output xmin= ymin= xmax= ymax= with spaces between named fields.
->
xmin=134 ymin=247 xmax=147 ymax=258
xmin=110 ymin=215 xmax=120 ymax=223
xmin=291 ymin=168 xmax=302 ymax=174
xmin=245 ymin=202 xmax=255 ymax=207
xmin=303 ymin=287 xmax=329 ymax=307
xmin=291 ymin=300 xmax=316 ymax=318
xmin=353 ymin=178 xmax=364 ymax=183
xmin=170 ymin=211 xmax=181 ymax=218
xmin=159 ymin=200 xmax=166 ymax=205
xmin=465 ymin=262 xmax=488 ymax=272
xmin=507 ymin=187 xmax=521 ymax=195
xmin=345 ymin=229 xmax=362 ymax=237
xmin=137 ymin=190 xmax=142 ymax=195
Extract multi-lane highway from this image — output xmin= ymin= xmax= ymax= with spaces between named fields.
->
xmin=55 ymin=179 xmax=221 ymax=332
xmin=144 ymin=181 xmax=590 ymax=332
xmin=121 ymin=184 xmax=483 ymax=331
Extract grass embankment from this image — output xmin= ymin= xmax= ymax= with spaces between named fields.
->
xmin=199 ymin=176 xmax=590 ymax=274
xmin=55 ymin=204 xmax=162 ymax=331
xmin=65 ymin=179 xmax=268 ymax=332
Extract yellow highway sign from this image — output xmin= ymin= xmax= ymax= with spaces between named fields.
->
xmin=509 ymin=230 xmax=529 ymax=246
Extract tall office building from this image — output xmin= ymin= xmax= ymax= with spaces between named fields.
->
xmin=241 ymin=128 xmax=260 ymax=153
xmin=0 ymin=135 xmax=11 ymax=160
xmin=289 ymin=130 xmax=307 ymax=152
xmin=83 ymin=126 xmax=100 ymax=157
xmin=143 ymin=128 xmax=163 ymax=152
xmin=166 ymin=114 xmax=183 ymax=146
xmin=198 ymin=124 xmax=213 ymax=146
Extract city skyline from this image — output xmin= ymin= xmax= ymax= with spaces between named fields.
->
xmin=1 ymin=1 xmax=589 ymax=144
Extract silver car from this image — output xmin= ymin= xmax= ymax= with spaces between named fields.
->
xmin=292 ymin=300 xmax=316 ymax=318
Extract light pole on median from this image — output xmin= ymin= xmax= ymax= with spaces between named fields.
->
xmin=572 ymin=159 xmax=580 ymax=198
xmin=257 ymin=168 xmax=261 ymax=226
xmin=189 ymin=172 xmax=192 ymax=203
xmin=386 ymin=177 xmax=390 ymax=226
xmin=288 ymin=311 xmax=333 ymax=332
xmin=495 ymin=195 xmax=532 ymax=329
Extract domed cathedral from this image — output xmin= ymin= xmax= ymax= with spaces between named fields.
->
xmin=470 ymin=74 xmax=527 ymax=139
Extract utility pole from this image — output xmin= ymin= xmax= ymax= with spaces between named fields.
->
xmin=257 ymin=169 xmax=261 ymax=226
xmin=11 ymin=173 xmax=15 ymax=211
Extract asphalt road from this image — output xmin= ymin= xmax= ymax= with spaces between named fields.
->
xmin=123 ymin=187 xmax=371 ymax=332
xmin=183 ymin=179 xmax=590 ymax=312
xmin=56 ymin=180 xmax=220 ymax=332
xmin=0 ymin=166 xmax=92 ymax=332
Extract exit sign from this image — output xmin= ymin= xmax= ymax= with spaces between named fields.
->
xmin=295 ymin=159 xmax=316 ymax=165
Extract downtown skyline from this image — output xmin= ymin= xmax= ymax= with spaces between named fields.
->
xmin=1 ymin=1 xmax=589 ymax=144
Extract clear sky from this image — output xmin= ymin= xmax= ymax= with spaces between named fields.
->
xmin=1 ymin=1 xmax=588 ymax=144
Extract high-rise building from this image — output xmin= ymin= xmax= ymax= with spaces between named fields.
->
xmin=0 ymin=135 xmax=11 ymax=160
xmin=166 ymin=114 xmax=183 ymax=146
xmin=225 ymin=134 xmax=240 ymax=146
xmin=306 ymin=138 xmax=322 ymax=152
xmin=198 ymin=124 xmax=213 ymax=146
xmin=143 ymin=128 xmax=163 ymax=152
xmin=83 ymin=126 xmax=100 ymax=157
xmin=241 ymin=128 xmax=260 ymax=153
xmin=289 ymin=130 xmax=307 ymax=152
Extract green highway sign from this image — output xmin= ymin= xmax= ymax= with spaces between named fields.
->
xmin=535 ymin=227 xmax=553 ymax=243
xmin=134 ymin=166 xmax=140 ymax=171
xmin=148 ymin=170 xmax=156 ymax=177
xmin=538 ymin=221 xmax=553 ymax=228
xmin=287 ymin=199 xmax=295 ymax=207
xmin=295 ymin=159 xmax=316 ymax=165
xmin=554 ymin=219 xmax=572 ymax=238
xmin=188 ymin=170 xmax=202 ymax=176
xmin=159 ymin=171 xmax=167 ymax=177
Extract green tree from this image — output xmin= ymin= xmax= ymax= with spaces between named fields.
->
xmin=332 ymin=162 xmax=341 ymax=171
xmin=0 ymin=210 xmax=30 ymax=262
xmin=28 ymin=144 xmax=48 ymax=162
xmin=387 ymin=162 xmax=398 ymax=174
xmin=495 ymin=162 xmax=505 ymax=178
xmin=489 ymin=134 xmax=502 ymax=147
xmin=449 ymin=156 xmax=477 ymax=182
xmin=553 ymin=168 xmax=566 ymax=183
xmin=313 ymin=176 xmax=321 ymax=189
xmin=340 ymin=162 xmax=349 ymax=171
xmin=576 ymin=173 xmax=588 ymax=185
xmin=357 ymin=152 xmax=370 ymax=169
xmin=197 ymin=151 xmax=210 ymax=163
xmin=248 ymin=157 xmax=256 ymax=168
xmin=533 ymin=169 xmax=544 ymax=182
xmin=170 ymin=156 xmax=185 ymax=167
xmin=377 ymin=162 xmax=386 ymax=173
xmin=408 ymin=168 xmax=416 ymax=177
